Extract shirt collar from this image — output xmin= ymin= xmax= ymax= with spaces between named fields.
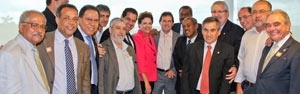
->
xmin=274 ymin=33 xmax=291 ymax=48
xmin=112 ymin=39 xmax=128 ymax=51
xmin=55 ymin=29 xmax=74 ymax=43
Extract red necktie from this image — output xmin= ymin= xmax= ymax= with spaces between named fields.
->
xmin=200 ymin=45 xmax=212 ymax=94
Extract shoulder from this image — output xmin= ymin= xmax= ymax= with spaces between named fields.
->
xmin=74 ymin=37 xmax=88 ymax=48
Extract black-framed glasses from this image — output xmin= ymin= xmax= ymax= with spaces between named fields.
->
xmin=22 ymin=22 xmax=47 ymax=30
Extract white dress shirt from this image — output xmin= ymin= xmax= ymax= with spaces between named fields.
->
xmin=196 ymin=41 xmax=217 ymax=90
xmin=53 ymin=30 xmax=78 ymax=94
xmin=112 ymin=40 xmax=135 ymax=91
xmin=157 ymin=31 xmax=173 ymax=70
xmin=235 ymin=27 xmax=269 ymax=83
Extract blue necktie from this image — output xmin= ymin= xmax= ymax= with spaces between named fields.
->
xmin=64 ymin=39 xmax=77 ymax=94
xmin=86 ymin=36 xmax=98 ymax=85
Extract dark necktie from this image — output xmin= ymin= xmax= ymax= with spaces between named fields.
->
xmin=126 ymin=33 xmax=132 ymax=46
xmin=86 ymin=36 xmax=98 ymax=85
xmin=187 ymin=39 xmax=191 ymax=45
xmin=64 ymin=39 xmax=77 ymax=93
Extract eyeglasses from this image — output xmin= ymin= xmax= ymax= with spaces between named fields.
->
xmin=211 ymin=10 xmax=227 ymax=14
xmin=238 ymin=15 xmax=251 ymax=21
xmin=252 ymin=10 xmax=269 ymax=15
xmin=22 ymin=22 xmax=47 ymax=30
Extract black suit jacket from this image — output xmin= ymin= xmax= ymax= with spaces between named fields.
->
xmin=172 ymin=23 xmax=202 ymax=36
xmin=173 ymin=34 xmax=203 ymax=72
xmin=255 ymin=37 xmax=300 ymax=94
xmin=218 ymin=20 xmax=244 ymax=66
xmin=43 ymin=7 xmax=57 ymax=32
xmin=99 ymin=28 xmax=136 ymax=51
xmin=181 ymin=40 xmax=234 ymax=94
xmin=74 ymin=29 xmax=100 ymax=68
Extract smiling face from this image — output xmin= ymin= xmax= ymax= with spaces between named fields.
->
xmin=182 ymin=19 xmax=198 ymax=38
xmin=122 ymin=12 xmax=137 ymax=32
xmin=238 ymin=8 xmax=254 ymax=31
xmin=202 ymin=21 xmax=221 ymax=44
xmin=79 ymin=9 xmax=99 ymax=36
xmin=99 ymin=10 xmax=110 ymax=27
xmin=179 ymin=8 xmax=192 ymax=23
xmin=252 ymin=1 xmax=271 ymax=28
xmin=56 ymin=7 xmax=79 ymax=38
xmin=19 ymin=13 xmax=46 ymax=45
xmin=138 ymin=17 xmax=153 ymax=34
xmin=160 ymin=15 xmax=173 ymax=33
xmin=211 ymin=3 xmax=229 ymax=26
xmin=265 ymin=13 xmax=290 ymax=42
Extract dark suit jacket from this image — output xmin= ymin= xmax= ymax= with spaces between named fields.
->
xmin=153 ymin=30 xmax=181 ymax=72
xmin=173 ymin=34 xmax=203 ymax=72
xmin=181 ymin=40 xmax=234 ymax=94
xmin=98 ymin=38 xmax=142 ymax=94
xmin=218 ymin=20 xmax=245 ymax=66
xmin=37 ymin=31 xmax=91 ymax=94
xmin=255 ymin=37 xmax=300 ymax=94
xmin=74 ymin=29 xmax=100 ymax=67
xmin=42 ymin=7 xmax=57 ymax=32
xmin=172 ymin=23 xmax=202 ymax=36
xmin=99 ymin=28 xmax=136 ymax=50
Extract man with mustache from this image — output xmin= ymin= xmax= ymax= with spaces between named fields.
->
xmin=0 ymin=10 xmax=49 ymax=94
xmin=38 ymin=4 xmax=91 ymax=94
xmin=98 ymin=18 xmax=142 ymax=94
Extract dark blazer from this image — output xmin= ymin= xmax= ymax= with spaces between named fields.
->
xmin=181 ymin=40 xmax=234 ymax=94
xmin=74 ymin=29 xmax=99 ymax=66
xmin=153 ymin=30 xmax=181 ymax=72
xmin=98 ymin=38 xmax=142 ymax=94
xmin=99 ymin=28 xmax=136 ymax=50
xmin=42 ymin=7 xmax=57 ymax=32
xmin=218 ymin=20 xmax=245 ymax=66
xmin=37 ymin=31 xmax=91 ymax=94
xmin=255 ymin=37 xmax=300 ymax=94
xmin=173 ymin=34 xmax=203 ymax=72
xmin=172 ymin=23 xmax=202 ymax=36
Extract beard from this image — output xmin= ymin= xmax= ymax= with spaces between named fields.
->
xmin=112 ymin=36 xmax=125 ymax=44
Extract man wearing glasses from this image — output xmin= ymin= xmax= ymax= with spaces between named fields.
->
xmin=0 ymin=10 xmax=49 ymax=94
xmin=235 ymin=1 xmax=272 ymax=94
xmin=210 ymin=1 xmax=245 ymax=93
xmin=238 ymin=7 xmax=254 ymax=31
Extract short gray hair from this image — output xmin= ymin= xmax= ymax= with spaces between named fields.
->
xmin=211 ymin=1 xmax=228 ymax=12
xmin=268 ymin=9 xmax=290 ymax=25
xmin=109 ymin=17 xmax=125 ymax=27
xmin=19 ymin=10 xmax=46 ymax=23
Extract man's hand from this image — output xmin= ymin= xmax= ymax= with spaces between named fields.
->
xmin=226 ymin=66 xmax=237 ymax=83
xmin=0 ymin=45 xmax=3 ymax=50
xmin=164 ymin=70 xmax=176 ymax=79
xmin=236 ymin=83 xmax=244 ymax=94
xmin=97 ymin=44 xmax=105 ymax=57
xmin=150 ymin=29 xmax=158 ymax=35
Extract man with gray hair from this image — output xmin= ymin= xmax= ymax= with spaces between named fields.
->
xmin=98 ymin=17 xmax=142 ymax=94
xmin=255 ymin=9 xmax=300 ymax=94
xmin=0 ymin=10 xmax=49 ymax=94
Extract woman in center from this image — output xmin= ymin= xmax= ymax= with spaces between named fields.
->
xmin=133 ymin=11 xmax=157 ymax=94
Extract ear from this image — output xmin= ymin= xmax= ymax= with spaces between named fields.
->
xmin=55 ymin=17 xmax=59 ymax=26
xmin=19 ymin=23 xmax=23 ymax=33
xmin=109 ymin=27 xmax=112 ymax=34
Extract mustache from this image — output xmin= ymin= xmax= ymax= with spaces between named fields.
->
xmin=33 ymin=32 xmax=43 ymax=37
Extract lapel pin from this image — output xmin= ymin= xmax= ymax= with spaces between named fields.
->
xmin=283 ymin=48 xmax=287 ymax=52
xmin=276 ymin=52 xmax=282 ymax=57
xmin=217 ymin=51 xmax=220 ymax=54
xmin=46 ymin=47 xmax=52 ymax=53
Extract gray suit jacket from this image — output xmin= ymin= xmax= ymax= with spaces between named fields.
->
xmin=0 ymin=35 xmax=50 ymax=94
xmin=153 ymin=30 xmax=180 ymax=73
xmin=98 ymin=38 xmax=142 ymax=94
xmin=255 ymin=36 xmax=300 ymax=94
xmin=37 ymin=32 xmax=91 ymax=94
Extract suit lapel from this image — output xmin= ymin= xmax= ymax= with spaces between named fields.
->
xmin=219 ymin=20 xmax=231 ymax=41
xmin=196 ymin=41 xmax=205 ymax=69
xmin=74 ymin=38 xmax=85 ymax=80
xmin=17 ymin=38 xmax=45 ymax=90
xmin=262 ymin=37 xmax=293 ymax=72
xmin=44 ymin=32 xmax=56 ymax=67
xmin=210 ymin=41 xmax=222 ymax=67
xmin=106 ymin=39 xmax=120 ymax=75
